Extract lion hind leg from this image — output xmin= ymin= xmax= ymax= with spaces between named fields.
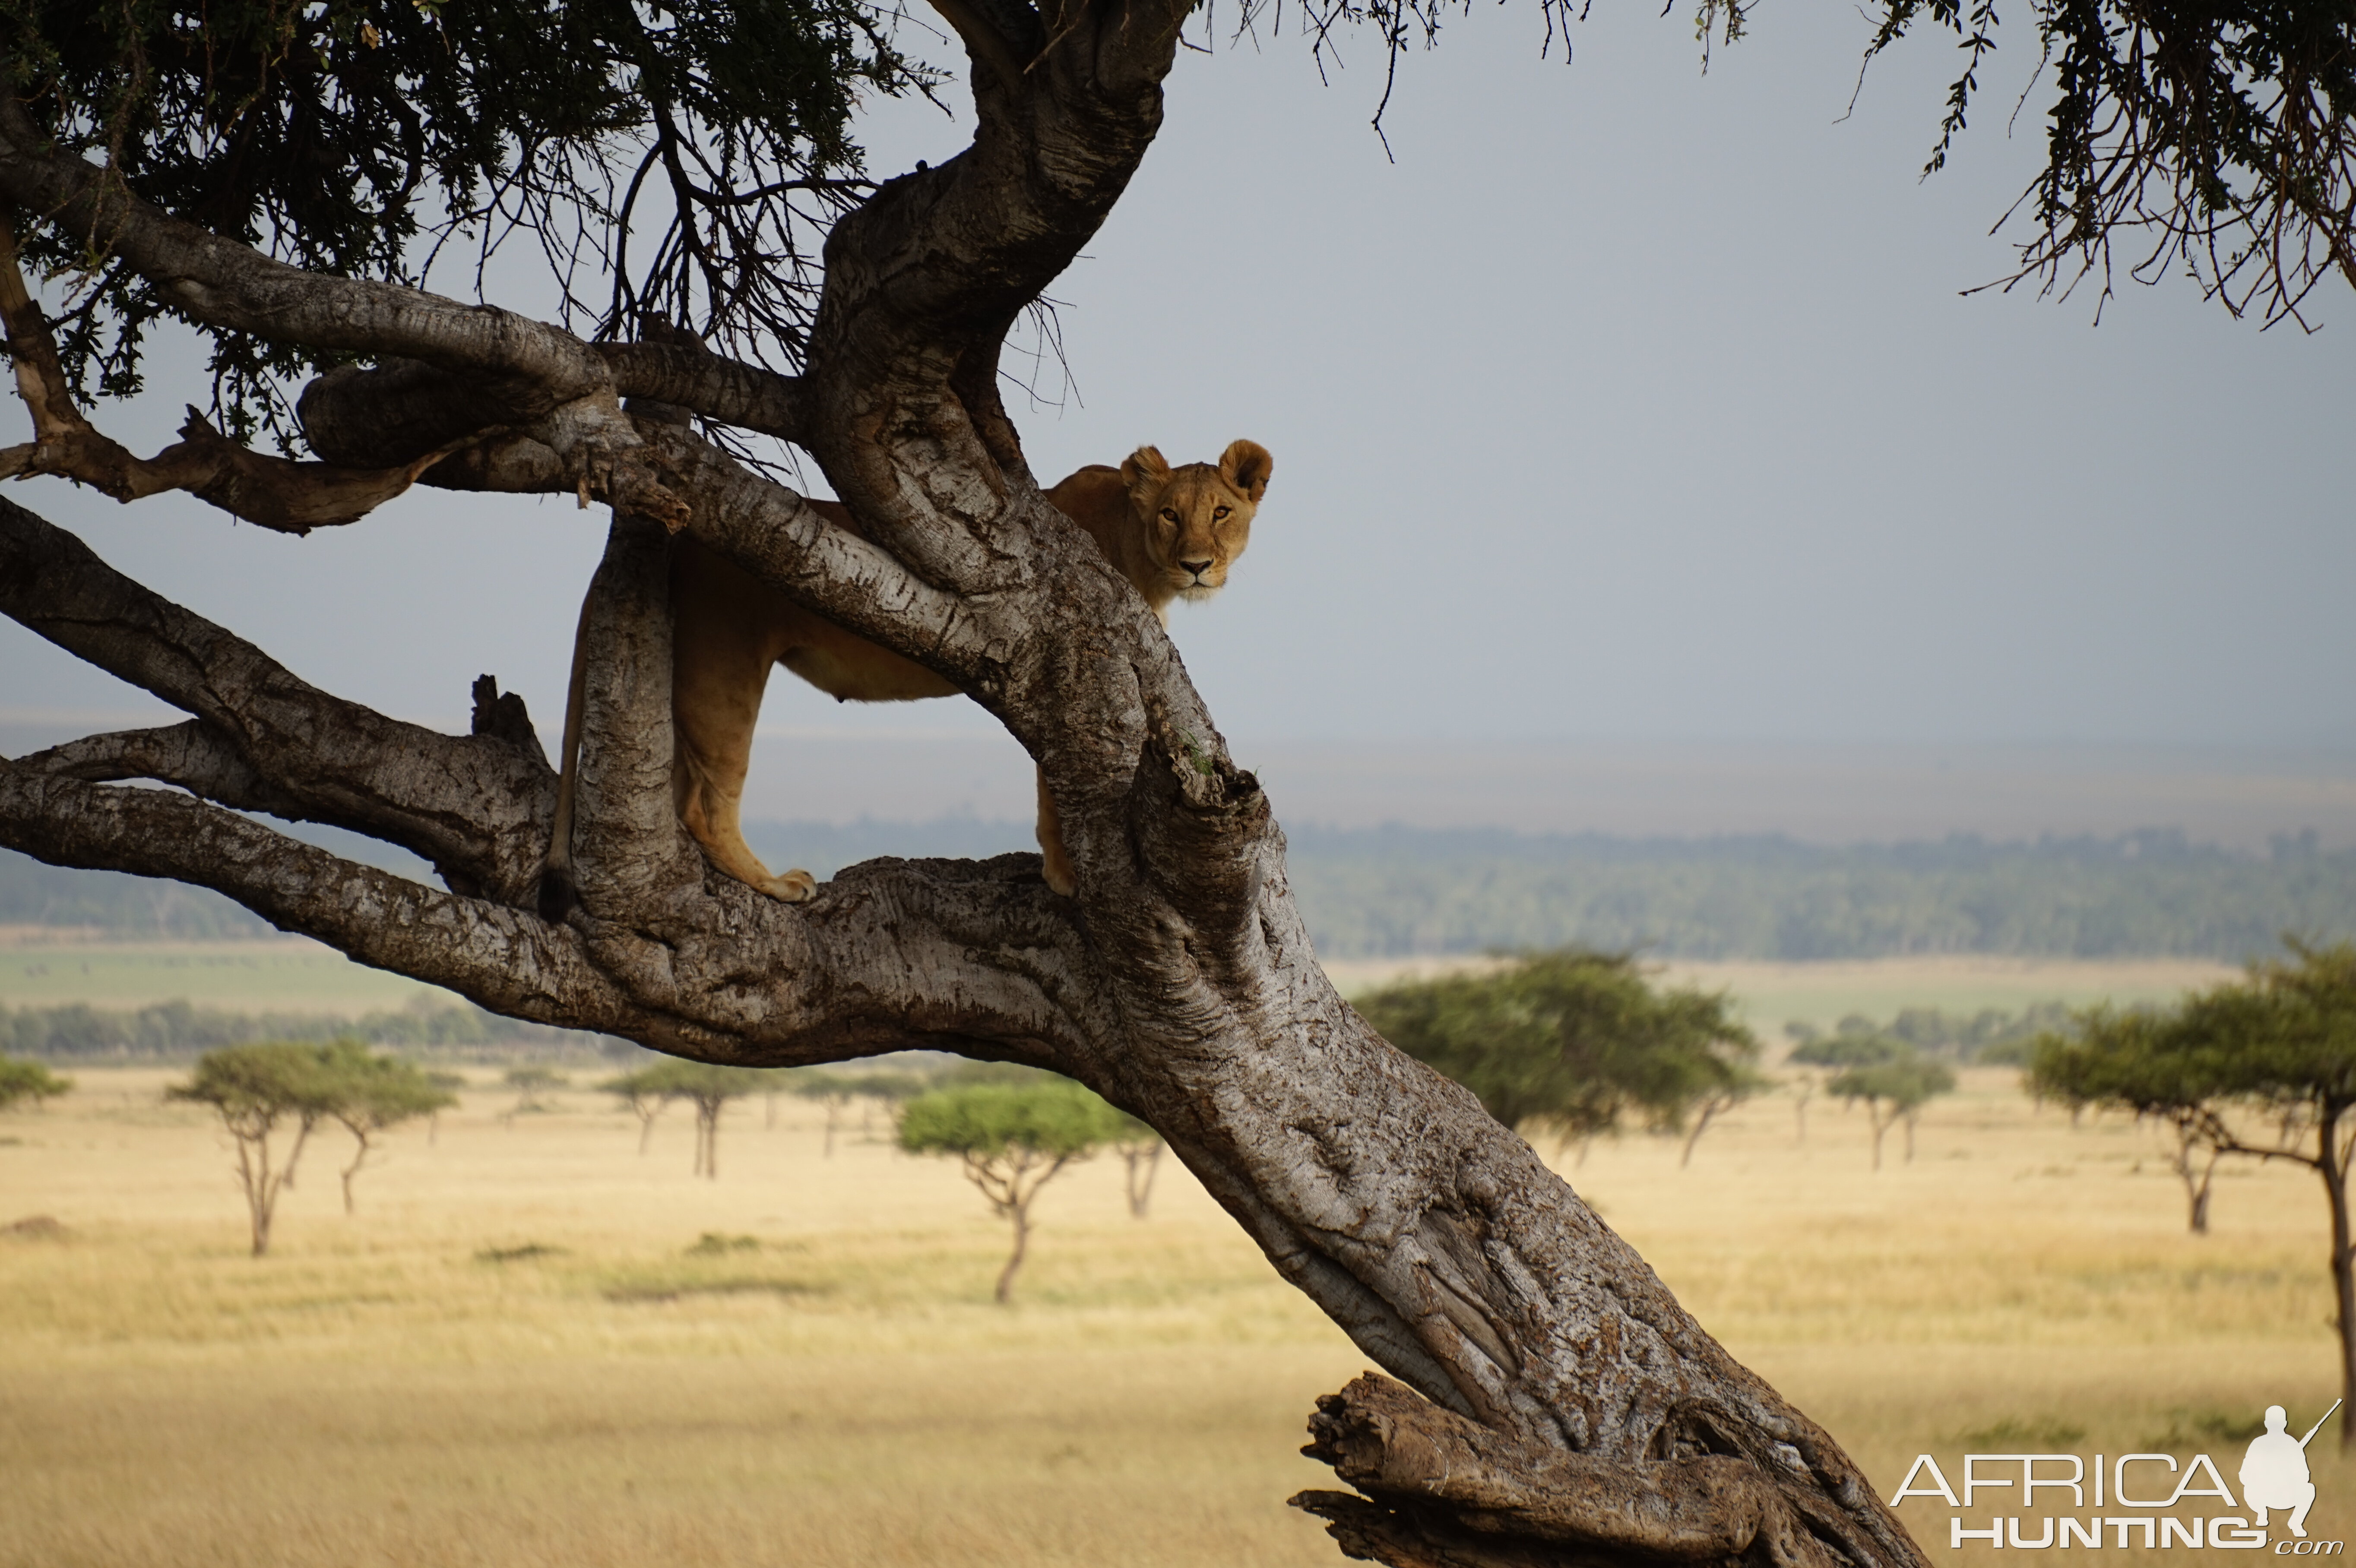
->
xmin=1036 ymin=767 xmax=1076 ymax=897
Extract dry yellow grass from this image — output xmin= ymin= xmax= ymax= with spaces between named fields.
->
xmin=2 ymin=1051 xmax=2349 ymax=1565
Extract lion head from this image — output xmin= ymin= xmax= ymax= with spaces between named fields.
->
xmin=1121 ymin=438 xmax=1273 ymax=605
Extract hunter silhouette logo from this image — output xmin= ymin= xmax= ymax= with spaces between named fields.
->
xmin=1887 ymin=1397 xmax=2342 ymax=1550
xmin=2245 ymin=1402 xmax=2338 ymax=1539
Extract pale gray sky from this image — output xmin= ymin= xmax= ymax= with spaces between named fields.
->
xmin=3 ymin=2 xmax=2349 ymax=784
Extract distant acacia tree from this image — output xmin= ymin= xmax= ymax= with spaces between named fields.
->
xmin=168 ymin=1041 xmax=341 ymax=1255
xmin=1826 ymin=1054 xmax=1958 ymax=1170
xmin=2027 ymin=1006 xmax=2226 ymax=1231
xmin=422 ymin=1069 xmax=466 ymax=1144
xmin=2030 ymin=943 xmax=2356 ymax=1443
xmin=501 ymin=1066 xmax=569 ymax=1125
xmin=0 ymin=1053 xmax=70 ymax=1110
xmin=899 ymin=1080 xmax=1124 ymax=1303
xmin=788 ymin=1068 xmax=861 ymax=1157
xmin=601 ymin=1068 xmax=672 ymax=1155
xmin=325 ymin=1046 xmax=457 ymax=1213
xmin=1111 ymin=1112 xmax=1165 ymax=1218
xmin=1358 ymin=951 xmax=1762 ymax=1163
xmin=605 ymin=1059 xmax=763 ymax=1177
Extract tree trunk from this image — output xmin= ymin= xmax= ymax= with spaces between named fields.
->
xmin=2320 ymin=1102 xmax=2356 ymax=1451
xmin=0 ymin=14 xmax=1931 ymax=1559
xmin=2173 ymin=1124 xmax=2217 ymax=1235
xmin=1680 ymin=1098 xmax=1725 ymax=1169
xmin=1124 ymin=1141 xmax=1162 ymax=1218
xmin=997 ymin=1195 xmax=1032 ymax=1306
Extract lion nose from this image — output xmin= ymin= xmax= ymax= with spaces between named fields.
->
xmin=1180 ymin=559 xmax=1213 ymax=579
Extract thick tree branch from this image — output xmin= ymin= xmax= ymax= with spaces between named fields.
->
xmin=20 ymin=719 xmax=306 ymax=819
xmin=1295 ymin=1375 xmax=1860 ymax=1568
xmin=0 ymin=494 xmax=554 ymax=902
xmin=0 ymin=93 xmax=614 ymax=411
xmin=0 ymin=225 xmax=467 ymax=532
xmin=924 ymin=0 xmax=1038 ymax=94
xmin=298 ymin=343 xmax=811 ymax=472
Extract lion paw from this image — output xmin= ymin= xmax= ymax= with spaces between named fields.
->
xmin=1042 ymin=857 xmax=1077 ymax=897
xmin=760 ymin=869 xmax=819 ymax=902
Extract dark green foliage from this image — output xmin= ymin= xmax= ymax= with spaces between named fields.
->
xmin=1357 ymin=950 xmax=1760 ymax=1146
xmin=2026 ymin=948 xmax=2356 ymax=1125
xmin=168 ymin=1037 xmax=349 ymax=1124
xmin=1855 ymin=0 xmax=2356 ymax=322
xmin=0 ymin=1051 xmax=70 ymax=1108
xmin=896 ymin=1079 xmax=1128 ymax=1162
xmin=0 ymin=0 xmax=928 ymax=436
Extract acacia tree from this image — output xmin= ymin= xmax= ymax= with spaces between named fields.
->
xmin=1825 ymin=1054 xmax=1956 ymax=1170
xmin=0 ymin=1052 xmax=70 ymax=1110
xmin=602 ymin=1066 xmax=674 ymax=1154
xmin=326 ymin=1046 xmax=458 ymax=1213
xmin=0 ymin=0 xmax=2347 ymax=1559
xmin=2027 ymin=1006 xmax=2231 ymax=1233
xmin=500 ymin=1066 xmax=569 ymax=1125
xmin=899 ymin=1078 xmax=1124 ymax=1302
xmin=168 ymin=1040 xmax=340 ymax=1255
xmin=2106 ymin=945 xmax=2356 ymax=1446
xmin=608 ymin=1058 xmax=762 ymax=1176
xmin=788 ymin=1066 xmax=862 ymax=1157
xmin=1111 ymin=1110 xmax=1165 ymax=1217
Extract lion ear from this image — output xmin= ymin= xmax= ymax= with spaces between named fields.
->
xmin=1121 ymin=445 xmax=1172 ymax=490
xmin=1219 ymin=439 xmax=1273 ymax=502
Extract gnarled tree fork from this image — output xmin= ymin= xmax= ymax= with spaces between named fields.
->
xmin=0 ymin=1 xmax=1964 ymax=1562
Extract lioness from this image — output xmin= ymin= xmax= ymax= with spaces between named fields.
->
xmin=544 ymin=439 xmax=1272 ymax=907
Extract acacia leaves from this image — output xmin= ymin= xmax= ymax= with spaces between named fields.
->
xmin=0 ymin=0 xmax=928 ymax=436
xmin=1864 ymin=0 xmax=2356 ymax=322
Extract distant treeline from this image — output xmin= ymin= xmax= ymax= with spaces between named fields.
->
xmin=5 ymin=822 xmax=2353 ymax=961
xmin=1282 ymin=825 xmax=2356 ymax=961
xmin=3 ymin=997 xmax=632 ymax=1061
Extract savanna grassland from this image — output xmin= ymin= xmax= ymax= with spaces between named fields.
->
xmin=0 ymin=953 xmax=2342 ymax=1567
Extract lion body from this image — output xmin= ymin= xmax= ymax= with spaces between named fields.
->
xmin=547 ymin=439 xmax=1272 ymax=906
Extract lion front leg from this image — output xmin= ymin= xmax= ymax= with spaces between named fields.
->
xmin=675 ymin=747 xmax=817 ymax=902
xmin=670 ymin=545 xmax=818 ymax=903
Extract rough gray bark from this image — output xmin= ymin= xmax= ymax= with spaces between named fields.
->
xmin=0 ymin=6 xmax=1929 ymax=1563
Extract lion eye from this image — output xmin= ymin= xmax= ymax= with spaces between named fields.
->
xmin=1159 ymin=508 xmax=1180 ymax=524
xmin=1212 ymin=505 xmax=1231 ymax=520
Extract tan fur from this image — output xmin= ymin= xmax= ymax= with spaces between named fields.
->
xmin=544 ymin=440 xmax=1271 ymax=907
